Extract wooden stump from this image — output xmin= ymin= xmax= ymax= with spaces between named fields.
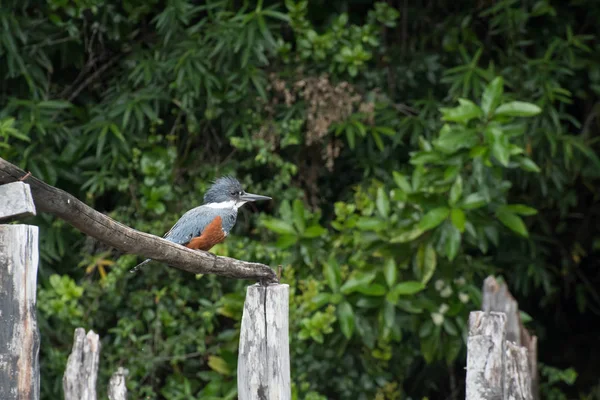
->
xmin=0 ymin=182 xmax=39 ymax=400
xmin=238 ymin=284 xmax=290 ymax=400
xmin=108 ymin=367 xmax=129 ymax=400
xmin=63 ymin=328 xmax=101 ymax=400
xmin=482 ymin=276 xmax=538 ymax=399
xmin=466 ymin=311 xmax=506 ymax=400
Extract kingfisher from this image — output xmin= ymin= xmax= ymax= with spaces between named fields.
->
xmin=131 ymin=176 xmax=271 ymax=272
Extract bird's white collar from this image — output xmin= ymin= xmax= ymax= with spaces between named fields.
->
xmin=205 ymin=200 xmax=247 ymax=210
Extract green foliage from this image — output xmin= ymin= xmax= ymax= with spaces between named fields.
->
xmin=2 ymin=0 xmax=600 ymax=399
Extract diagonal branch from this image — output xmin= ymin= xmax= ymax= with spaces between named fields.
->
xmin=0 ymin=157 xmax=277 ymax=283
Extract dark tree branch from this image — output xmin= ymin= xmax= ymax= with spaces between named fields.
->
xmin=0 ymin=157 xmax=277 ymax=283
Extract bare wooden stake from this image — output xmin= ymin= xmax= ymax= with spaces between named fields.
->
xmin=63 ymin=328 xmax=101 ymax=400
xmin=0 ymin=181 xmax=36 ymax=223
xmin=108 ymin=367 xmax=129 ymax=400
xmin=238 ymin=284 xmax=290 ymax=400
xmin=465 ymin=311 xmax=506 ymax=400
xmin=0 ymin=224 xmax=40 ymax=400
xmin=504 ymin=341 xmax=532 ymax=400
xmin=482 ymin=276 xmax=538 ymax=399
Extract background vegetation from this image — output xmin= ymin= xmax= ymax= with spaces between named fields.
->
xmin=1 ymin=0 xmax=599 ymax=398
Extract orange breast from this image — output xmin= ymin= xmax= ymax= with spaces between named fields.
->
xmin=185 ymin=215 xmax=227 ymax=251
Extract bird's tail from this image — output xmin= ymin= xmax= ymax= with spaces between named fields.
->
xmin=129 ymin=258 xmax=152 ymax=273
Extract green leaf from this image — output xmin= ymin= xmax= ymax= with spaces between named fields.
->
xmin=275 ymin=235 xmax=297 ymax=249
xmin=392 ymin=171 xmax=412 ymax=193
xmin=383 ymin=258 xmax=397 ymax=287
xmin=434 ymin=130 xmax=478 ymax=154
xmin=390 ymin=281 xmax=426 ymax=297
xmin=418 ymin=207 xmax=450 ymax=231
xmin=445 ymin=225 xmax=461 ymax=261
xmin=502 ymin=204 xmax=538 ymax=216
xmin=390 ymin=227 xmax=424 ymax=243
xmin=440 ymin=98 xmax=483 ymax=124
xmin=323 ymin=258 xmax=342 ymax=292
xmin=450 ymin=208 xmax=466 ymax=232
xmin=461 ymin=192 xmax=487 ymax=210
xmin=337 ymin=301 xmax=355 ymax=339
xmin=415 ymin=243 xmax=437 ymax=284
xmin=356 ymin=217 xmax=386 ymax=231
xmin=292 ymin=199 xmax=306 ymax=234
xmin=340 ymin=271 xmax=377 ymax=294
xmin=449 ymin=176 xmax=463 ymax=206
xmin=487 ymin=126 xmax=511 ymax=166
xmin=303 ymin=225 xmax=327 ymax=238
xmin=261 ymin=218 xmax=296 ymax=235
xmin=481 ymin=77 xmax=504 ymax=116
xmin=383 ymin=301 xmax=396 ymax=330
xmin=376 ymin=187 xmax=390 ymax=218
xmin=356 ymin=284 xmax=386 ymax=296
xmin=496 ymin=209 xmax=529 ymax=237
xmin=494 ymin=101 xmax=542 ymax=117
xmin=517 ymin=157 xmax=541 ymax=172
xmin=208 ymin=356 xmax=231 ymax=375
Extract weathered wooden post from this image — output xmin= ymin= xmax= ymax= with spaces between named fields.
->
xmin=465 ymin=276 xmax=537 ymax=400
xmin=466 ymin=311 xmax=506 ymax=400
xmin=238 ymin=283 xmax=290 ymax=400
xmin=482 ymin=276 xmax=538 ymax=399
xmin=108 ymin=367 xmax=129 ymax=400
xmin=0 ymin=182 xmax=40 ymax=400
xmin=63 ymin=328 xmax=101 ymax=400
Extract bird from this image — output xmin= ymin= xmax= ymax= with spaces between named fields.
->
xmin=130 ymin=176 xmax=271 ymax=273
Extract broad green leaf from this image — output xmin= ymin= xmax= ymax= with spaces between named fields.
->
xmin=383 ymin=258 xmax=397 ymax=287
xmin=445 ymin=225 xmax=461 ymax=261
xmin=496 ymin=209 xmax=529 ymax=237
xmin=311 ymin=293 xmax=332 ymax=309
xmin=450 ymin=208 xmax=466 ymax=232
xmin=461 ymin=192 xmax=487 ymax=209
xmin=517 ymin=157 xmax=541 ymax=172
xmin=275 ymin=235 xmax=297 ymax=249
xmin=445 ymin=337 xmax=463 ymax=365
xmin=443 ymin=319 xmax=458 ymax=336
xmin=383 ymin=301 xmax=396 ymax=330
xmin=390 ymin=281 xmax=425 ymax=296
xmin=481 ymin=77 xmax=504 ymax=115
xmin=208 ymin=356 xmax=231 ymax=375
xmin=415 ymin=243 xmax=437 ymax=284
xmin=494 ymin=101 xmax=542 ymax=117
xmin=356 ymin=284 xmax=386 ymax=296
xmin=501 ymin=204 xmax=538 ymax=216
xmin=376 ymin=187 xmax=390 ymax=218
xmin=292 ymin=199 xmax=306 ymax=233
xmin=390 ymin=227 xmax=424 ymax=243
xmin=440 ymin=98 xmax=483 ymax=124
xmin=392 ymin=171 xmax=412 ymax=193
xmin=303 ymin=225 xmax=327 ymax=238
xmin=261 ymin=219 xmax=296 ymax=235
xmin=449 ymin=176 xmax=463 ymax=206
xmin=340 ymin=271 xmax=377 ymax=294
xmin=337 ymin=301 xmax=355 ymax=339
xmin=419 ymin=207 xmax=450 ymax=231
xmin=323 ymin=258 xmax=342 ymax=292
xmin=356 ymin=217 xmax=386 ymax=231
xmin=486 ymin=126 xmax=510 ymax=166
xmin=434 ymin=130 xmax=478 ymax=154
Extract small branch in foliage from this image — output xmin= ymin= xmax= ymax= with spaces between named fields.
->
xmin=0 ymin=157 xmax=277 ymax=282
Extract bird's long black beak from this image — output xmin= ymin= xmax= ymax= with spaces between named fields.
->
xmin=240 ymin=192 xmax=272 ymax=202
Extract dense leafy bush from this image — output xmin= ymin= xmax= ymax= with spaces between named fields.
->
xmin=2 ymin=0 xmax=600 ymax=399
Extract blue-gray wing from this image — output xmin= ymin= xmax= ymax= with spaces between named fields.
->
xmin=163 ymin=206 xmax=220 ymax=245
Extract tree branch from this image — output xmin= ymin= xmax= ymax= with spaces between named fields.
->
xmin=0 ymin=157 xmax=277 ymax=283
